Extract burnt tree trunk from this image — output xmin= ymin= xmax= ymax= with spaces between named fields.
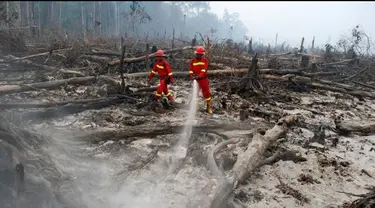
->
xmin=299 ymin=37 xmax=305 ymax=53
xmin=301 ymin=55 xmax=309 ymax=68
xmin=119 ymin=37 xmax=126 ymax=93
xmin=235 ymin=53 xmax=264 ymax=95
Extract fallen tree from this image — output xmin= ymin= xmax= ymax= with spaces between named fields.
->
xmin=73 ymin=122 xmax=255 ymax=143
xmin=20 ymin=97 xmax=128 ymax=121
xmin=108 ymin=46 xmax=195 ymax=66
xmin=264 ymin=75 xmax=375 ymax=99
xmin=335 ymin=119 xmax=375 ymax=136
xmin=0 ymin=55 xmax=87 ymax=77
xmin=232 ymin=115 xmax=297 ymax=183
xmin=123 ymin=68 xmax=338 ymax=79
xmin=0 ymin=48 xmax=71 ymax=64
xmin=207 ymin=115 xmax=298 ymax=207
xmin=0 ymin=97 xmax=120 ymax=109
xmin=0 ymin=76 xmax=119 ymax=95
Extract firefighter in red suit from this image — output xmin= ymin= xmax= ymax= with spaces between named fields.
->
xmin=148 ymin=49 xmax=175 ymax=103
xmin=189 ymin=46 xmax=213 ymax=114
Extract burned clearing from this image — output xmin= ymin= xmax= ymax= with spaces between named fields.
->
xmin=1 ymin=2 xmax=375 ymax=208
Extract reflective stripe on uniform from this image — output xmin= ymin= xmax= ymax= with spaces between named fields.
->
xmin=156 ymin=65 xmax=164 ymax=69
xmin=166 ymin=92 xmax=172 ymax=96
xmin=193 ymin=62 xmax=205 ymax=66
xmin=151 ymin=70 xmax=156 ymax=74
xmin=189 ymin=71 xmax=193 ymax=74
xmin=205 ymin=97 xmax=211 ymax=101
xmin=155 ymin=92 xmax=162 ymax=97
xmin=168 ymin=72 xmax=173 ymax=76
xmin=201 ymin=69 xmax=206 ymax=72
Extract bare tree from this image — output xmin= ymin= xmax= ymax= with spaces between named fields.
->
xmin=59 ymin=1 xmax=63 ymax=33
xmin=6 ymin=1 xmax=9 ymax=28
xmin=275 ymin=33 xmax=278 ymax=53
xmin=80 ymin=1 xmax=84 ymax=36
xmin=50 ymin=1 xmax=54 ymax=27
xmin=114 ymin=2 xmax=118 ymax=36
xmin=127 ymin=1 xmax=151 ymax=36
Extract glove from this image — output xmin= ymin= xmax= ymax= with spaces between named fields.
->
xmin=169 ymin=76 xmax=174 ymax=85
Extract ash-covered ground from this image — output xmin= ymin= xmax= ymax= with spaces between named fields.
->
xmin=2 ymin=78 xmax=374 ymax=208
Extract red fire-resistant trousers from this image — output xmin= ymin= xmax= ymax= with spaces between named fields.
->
xmin=197 ymin=78 xmax=211 ymax=101
xmin=155 ymin=79 xmax=174 ymax=102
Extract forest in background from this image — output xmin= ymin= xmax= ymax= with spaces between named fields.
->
xmin=0 ymin=1 xmax=372 ymax=57
xmin=0 ymin=1 xmax=248 ymax=41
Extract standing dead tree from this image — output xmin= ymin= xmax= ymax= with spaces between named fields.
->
xmin=127 ymin=1 xmax=151 ymax=36
xmin=299 ymin=37 xmax=305 ymax=53
xmin=248 ymin=38 xmax=254 ymax=55
xmin=119 ymin=37 xmax=126 ymax=93
xmin=235 ymin=53 xmax=264 ymax=95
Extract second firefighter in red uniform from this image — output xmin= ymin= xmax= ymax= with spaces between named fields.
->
xmin=148 ymin=50 xmax=175 ymax=103
xmin=189 ymin=46 xmax=213 ymax=114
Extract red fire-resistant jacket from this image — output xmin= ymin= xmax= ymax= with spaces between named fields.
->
xmin=148 ymin=59 xmax=173 ymax=80
xmin=189 ymin=57 xmax=209 ymax=79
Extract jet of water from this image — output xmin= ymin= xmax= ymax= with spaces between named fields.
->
xmin=173 ymin=80 xmax=199 ymax=158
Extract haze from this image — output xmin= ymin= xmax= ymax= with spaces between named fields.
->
xmin=209 ymin=1 xmax=375 ymax=47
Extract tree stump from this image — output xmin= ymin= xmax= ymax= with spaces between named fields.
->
xmin=235 ymin=53 xmax=264 ymax=95
xmin=301 ymin=55 xmax=310 ymax=68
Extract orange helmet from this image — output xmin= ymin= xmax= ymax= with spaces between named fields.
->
xmin=195 ymin=46 xmax=205 ymax=55
xmin=156 ymin=49 xmax=164 ymax=57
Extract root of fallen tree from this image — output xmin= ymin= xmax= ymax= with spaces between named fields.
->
xmin=207 ymin=115 xmax=298 ymax=208
xmin=339 ymin=187 xmax=375 ymax=208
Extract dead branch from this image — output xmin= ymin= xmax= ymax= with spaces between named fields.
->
xmin=343 ymin=66 xmax=370 ymax=81
xmin=338 ymin=188 xmax=375 ymax=208
xmin=80 ymin=55 xmax=111 ymax=64
xmin=325 ymin=59 xmax=357 ymax=66
xmin=276 ymin=177 xmax=310 ymax=204
xmin=258 ymin=148 xmax=307 ymax=167
xmin=84 ymin=50 xmax=122 ymax=57
xmin=58 ymin=69 xmax=85 ymax=77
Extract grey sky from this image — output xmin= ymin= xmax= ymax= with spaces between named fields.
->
xmin=209 ymin=1 xmax=375 ymax=48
